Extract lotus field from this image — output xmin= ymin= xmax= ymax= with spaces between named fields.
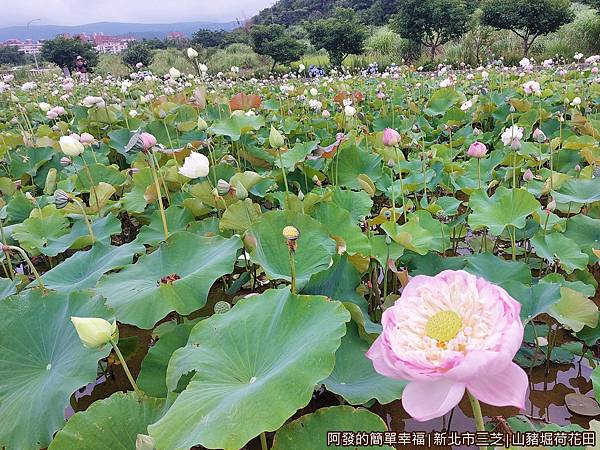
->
xmin=1 ymin=62 xmax=600 ymax=450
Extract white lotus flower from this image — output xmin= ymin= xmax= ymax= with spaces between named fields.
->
xmin=169 ymin=67 xmax=181 ymax=79
xmin=187 ymin=48 xmax=198 ymax=59
xmin=59 ymin=135 xmax=84 ymax=157
xmin=71 ymin=317 xmax=117 ymax=348
xmin=178 ymin=152 xmax=210 ymax=179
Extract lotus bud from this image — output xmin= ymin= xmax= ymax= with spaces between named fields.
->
xmin=523 ymin=169 xmax=534 ymax=182
xmin=546 ymin=198 xmax=556 ymax=213
xmin=269 ymin=125 xmax=285 ymax=148
xmin=135 ymin=434 xmax=155 ymax=450
xmin=322 ymin=109 xmax=331 ymax=118
xmin=312 ymin=174 xmax=322 ymax=187
xmin=385 ymin=235 xmax=392 ymax=245
xmin=60 ymin=156 xmax=72 ymax=167
xmin=383 ymin=128 xmax=401 ymax=147
xmin=44 ymin=168 xmax=58 ymax=195
xmin=575 ymin=164 xmax=581 ymax=172
xmin=169 ymin=67 xmax=181 ymax=79
xmin=197 ymin=116 xmax=208 ymax=131
xmin=53 ymin=189 xmax=71 ymax=209
xmin=70 ymin=317 xmax=118 ymax=348
xmin=59 ymin=135 xmax=84 ymax=157
xmin=467 ymin=141 xmax=487 ymax=158
xmin=473 ymin=127 xmax=481 ymax=136
xmin=187 ymin=48 xmax=198 ymax=59
xmin=297 ymin=189 xmax=304 ymax=201
xmin=216 ymin=179 xmax=231 ymax=196
xmin=79 ymin=132 xmax=95 ymax=144
xmin=532 ymin=128 xmax=546 ymax=143
xmin=214 ymin=301 xmax=231 ymax=314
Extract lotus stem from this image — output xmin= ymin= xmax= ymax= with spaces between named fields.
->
xmin=147 ymin=154 xmax=169 ymax=242
xmin=477 ymin=158 xmax=481 ymax=190
xmin=80 ymin=156 xmax=100 ymax=216
xmin=288 ymin=247 xmax=297 ymax=294
xmin=467 ymin=390 xmax=485 ymax=450
xmin=109 ymin=338 xmax=143 ymax=397
xmin=0 ymin=219 xmax=14 ymax=279
xmin=4 ymin=245 xmax=44 ymax=289
xmin=389 ymin=164 xmax=396 ymax=222
xmin=260 ymin=432 xmax=268 ymax=450
xmin=71 ymin=198 xmax=95 ymax=243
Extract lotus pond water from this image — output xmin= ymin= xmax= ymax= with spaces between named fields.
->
xmin=0 ymin=62 xmax=600 ymax=449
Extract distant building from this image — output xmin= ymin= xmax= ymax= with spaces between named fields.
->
xmin=0 ymin=33 xmax=136 ymax=56
xmin=167 ymin=31 xmax=186 ymax=40
xmin=0 ymin=39 xmax=44 ymax=55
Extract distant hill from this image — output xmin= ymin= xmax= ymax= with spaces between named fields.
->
xmin=253 ymin=0 xmax=399 ymax=26
xmin=0 ymin=21 xmax=238 ymax=41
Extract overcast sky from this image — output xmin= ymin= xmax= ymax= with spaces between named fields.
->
xmin=2 ymin=0 xmax=277 ymax=26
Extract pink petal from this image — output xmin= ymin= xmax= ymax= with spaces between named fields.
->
xmin=466 ymin=362 xmax=528 ymax=409
xmin=402 ymin=379 xmax=466 ymax=422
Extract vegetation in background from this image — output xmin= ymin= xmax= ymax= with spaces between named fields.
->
xmin=250 ymin=24 xmax=305 ymax=71
xmin=481 ymin=0 xmax=575 ymax=56
xmin=41 ymin=36 xmax=98 ymax=71
xmin=0 ymin=46 xmax=26 ymax=66
xmin=121 ymin=43 xmax=154 ymax=68
xmin=307 ymin=7 xmax=366 ymax=67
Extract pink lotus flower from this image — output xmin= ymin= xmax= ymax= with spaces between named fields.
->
xmin=140 ymin=132 xmax=157 ymax=150
xmin=467 ymin=141 xmax=487 ymax=158
xmin=80 ymin=132 xmax=95 ymax=144
xmin=523 ymin=169 xmax=534 ymax=181
xmin=383 ymin=128 xmax=400 ymax=147
xmin=366 ymin=270 xmax=527 ymax=422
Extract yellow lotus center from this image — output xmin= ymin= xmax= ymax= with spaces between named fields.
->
xmin=425 ymin=310 xmax=462 ymax=342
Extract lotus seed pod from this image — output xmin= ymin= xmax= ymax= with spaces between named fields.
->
xmin=214 ymin=301 xmax=231 ymax=314
xmin=282 ymin=225 xmax=300 ymax=241
xmin=53 ymin=189 xmax=71 ymax=209
xmin=383 ymin=210 xmax=392 ymax=220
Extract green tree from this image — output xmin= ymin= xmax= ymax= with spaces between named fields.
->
xmin=192 ymin=29 xmax=228 ymax=48
xmin=481 ymin=0 xmax=574 ymax=56
xmin=41 ymin=36 xmax=98 ymax=71
xmin=307 ymin=8 xmax=367 ymax=67
xmin=389 ymin=0 xmax=473 ymax=61
xmin=0 ymin=46 xmax=26 ymax=66
xmin=121 ymin=43 xmax=154 ymax=68
xmin=250 ymin=24 xmax=305 ymax=71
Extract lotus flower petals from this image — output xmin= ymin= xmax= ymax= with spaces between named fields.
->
xmin=366 ymin=270 xmax=527 ymax=421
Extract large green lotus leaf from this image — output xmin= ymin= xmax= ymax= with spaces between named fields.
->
xmin=41 ymin=242 xmax=145 ymax=292
xmin=0 ymin=277 xmax=18 ymax=301
xmin=464 ymin=252 xmax=532 ymax=287
xmin=148 ymin=288 xmax=350 ymax=450
xmin=381 ymin=220 xmax=433 ymax=255
xmin=137 ymin=321 xmax=198 ymax=397
xmin=42 ymin=213 xmax=122 ymax=257
xmin=274 ymin=140 xmax=318 ymax=171
xmin=468 ymin=187 xmax=541 ymax=235
xmin=98 ymin=232 xmax=241 ymax=328
xmin=11 ymin=210 xmax=70 ymax=255
xmin=530 ymin=232 xmax=589 ymax=274
xmin=503 ymin=280 xmax=561 ymax=323
xmin=564 ymin=214 xmax=600 ymax=263
xmin=311 ymin=202 xmax=371 ymax=255
xmin=73 ymin=163 xmax=128 ymax=191
xmin=424 ymin=88 xmax=466 ymax=116
xmin=246 ymin=210 xmax=336 ymax=288
xmin=552 ymin=179 xmax=600 ymax=204
xmin=549 ymin=287 xmax=599 ymax=332
xmin=207 ymin=114 xmax=265 ymax=141
xmin=220 ymin=198 xmax=262 ymax=232
xmin=133 ymin=206 xmax=194 ymax=246
xmin=331 ymin=188 xmax=373 ymax=222
xmin=369 ymin=234 xmax=404 ymax=267
xmin=0 ymin=290 xmax=113 ymax=450
xmin=302 ymin=254 xmax=365 ymax=304
xmin=332 ymin=144 xmax=382 ymax=190
xmin=9 ymin=146 xmax=54 ymax=178
xmin=48 ymin=392 xmax=167 ymax=450
xmin=324 ymin=321 xmax=405 ymax=405
xmin=271 ymin=406 xmax=393 ymax=450
xmin=121 ymin=167 xmax=154 ymax=213
xmin=542 ymin=273 xmax=597 ymax=298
